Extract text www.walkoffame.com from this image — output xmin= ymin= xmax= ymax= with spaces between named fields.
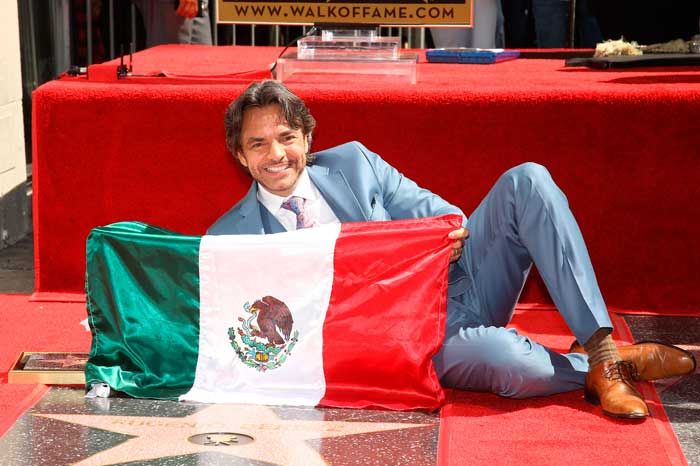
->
xmin=232 ymin=4 xmax=456 ymax=20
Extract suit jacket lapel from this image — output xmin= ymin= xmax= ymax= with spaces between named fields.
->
xmin=237 ymin=184 xmax=286 ymax=234
xmin=308 ymin=165 xmax=367 ymax=223
xmin=239 ymin=165 xmax=364 ymax=233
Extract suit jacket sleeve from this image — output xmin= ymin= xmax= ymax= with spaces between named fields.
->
xmin=338 ymin=142 xmax=471 ymax=299
xmin=347 ymin=142 xmax=468 ymax=226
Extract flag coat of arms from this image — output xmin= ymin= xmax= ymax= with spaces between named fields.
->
xmin=85 ymin=215 xmax=460 ymax=410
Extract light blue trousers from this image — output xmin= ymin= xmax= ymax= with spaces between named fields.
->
xmin=434 ymin=163 xmax=611 ymax=398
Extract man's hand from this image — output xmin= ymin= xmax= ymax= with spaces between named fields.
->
xmin=176 ymin=0 xmax=198 ymax=18
xmin=448 ymin=227 xmax=469 ymax=263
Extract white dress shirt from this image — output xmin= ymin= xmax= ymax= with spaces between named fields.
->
xmin=256 ymin=169 xmax=340 ymax=231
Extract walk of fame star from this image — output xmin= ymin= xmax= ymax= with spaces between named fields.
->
xmin=35 ymin=403 xmax=434 ymax=465
xmin=22 ymin=352 xmax=88 ymax=370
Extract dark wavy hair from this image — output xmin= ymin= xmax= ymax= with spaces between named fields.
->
xmin=224 ymin=80 xmax=317 ymax=164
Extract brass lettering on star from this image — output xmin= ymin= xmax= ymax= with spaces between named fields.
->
xmin=111 ymin=419 xmax=226 ymax=429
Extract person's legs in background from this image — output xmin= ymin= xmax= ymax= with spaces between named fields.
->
xmin=430 ymin=0 xmax=502 ymax=48
xmin=132 ymin=0 xmax=211 ymax=47
xmin=179 ymin=0 xmax=211 ymax=45
xmin=531 ymin=0 xmax=568 ymax=46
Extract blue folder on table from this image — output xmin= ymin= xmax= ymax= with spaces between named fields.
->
xmin=426 ymin=48 xmax=520 ymax=64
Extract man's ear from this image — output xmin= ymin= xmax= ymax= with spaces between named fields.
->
xmin=236 ymin=150 xmax=248 ymax=167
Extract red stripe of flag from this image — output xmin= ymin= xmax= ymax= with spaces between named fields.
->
xmin=321 ymin=215 xmax=461 ymax=410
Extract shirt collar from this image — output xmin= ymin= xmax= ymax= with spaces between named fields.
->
xmin=256 ymin=168 xmax=317 ymax=214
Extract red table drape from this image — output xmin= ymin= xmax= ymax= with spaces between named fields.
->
xmin=32 ymin=45 xmax=700 ymax=312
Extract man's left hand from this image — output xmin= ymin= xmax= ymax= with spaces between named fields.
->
xmin=448 ymin=227 xmax=469 ymax=263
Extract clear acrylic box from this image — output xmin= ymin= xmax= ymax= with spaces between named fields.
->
xmin=276 ymin=28 xmax=417 ymax=84
xmin=298 ymin=29 xmax=401 ymax=60
xmin=275 ymin=51 xmax=418 ymax=84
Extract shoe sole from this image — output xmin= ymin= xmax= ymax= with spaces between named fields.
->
xmin=584 ymin=389 xmax=649 ymax=419
xmin=601 ymin=409 xmax=648 ymax=419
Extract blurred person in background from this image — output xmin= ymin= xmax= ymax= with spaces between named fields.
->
xmin=132 ymin=0 xmax=212 ymax=46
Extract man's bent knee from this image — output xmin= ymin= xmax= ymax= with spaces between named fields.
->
xmin=437 ymin=327 xmax=556 ymax=397
xmin=505 ymin=162 xmax=552 ymax=188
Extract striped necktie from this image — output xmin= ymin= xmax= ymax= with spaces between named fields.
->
xmin=281 ymin=196 xmax=318 ymax=229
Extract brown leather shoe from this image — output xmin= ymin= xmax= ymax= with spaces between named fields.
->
xmin=585 ymin=360 xmax=649 ymax=419
xmin=569 ymin=340 xmax=697 ymax=381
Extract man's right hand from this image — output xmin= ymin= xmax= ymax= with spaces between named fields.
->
xmin=175 ymin=0 xmax=198 ymax=18
xmin=448 ymin=227 xmax=469 ymax=263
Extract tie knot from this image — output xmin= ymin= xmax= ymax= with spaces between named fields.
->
xmin=281 ymin=196 xmax=305 ymax=215
xmin=281 ymin=196 xmax=317 ymax=229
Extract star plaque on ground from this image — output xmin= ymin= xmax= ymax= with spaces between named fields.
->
xmin=0 ymin=388 xmax=439 ymax=465
xmin=8 ymin=352 xmax=88 ymax=385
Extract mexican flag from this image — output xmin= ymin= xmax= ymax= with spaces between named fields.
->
xmin=85 ymin=215 xmax=460 ymax=410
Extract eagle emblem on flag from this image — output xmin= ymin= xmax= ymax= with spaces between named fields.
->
xmin=228 ymin=296 xmax=300 ymax=372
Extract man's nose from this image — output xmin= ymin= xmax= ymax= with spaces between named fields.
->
xmin=270 ymin=140 xmax=286 ymax=159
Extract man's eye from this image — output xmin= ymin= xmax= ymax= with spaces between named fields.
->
xmin=283 ymin=135 xmax=297 ymax=142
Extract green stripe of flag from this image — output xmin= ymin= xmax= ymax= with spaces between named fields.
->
xmin=85 ymin=221 xmax=201 ymax=399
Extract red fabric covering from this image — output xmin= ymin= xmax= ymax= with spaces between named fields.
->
xmin=33 ymin=45 xmax=700 ymax=311
xmin=438 ymin=310 xmax=688 ymax=466
xmin=322 ymin=216 xmax=457 ymax=410
xmin=0 ymin=294 xmax=90 ymax=436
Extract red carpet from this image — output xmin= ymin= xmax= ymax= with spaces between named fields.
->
xmin=1 ymin=294 xmax=686 ymax=465
xmin=0 ymin=295 xmax=90 ymax=436
xmin=32 ymin=45 xmax=700 ymax=312
xmin=438 ymin=311 xmax=687 ymax=466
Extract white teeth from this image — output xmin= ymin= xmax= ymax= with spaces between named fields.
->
xmin=265 ymin=165 xmax=288 ymax=173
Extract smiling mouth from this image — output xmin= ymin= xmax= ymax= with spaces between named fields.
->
xmin=265 ymin=164 xmax=290 ymax=174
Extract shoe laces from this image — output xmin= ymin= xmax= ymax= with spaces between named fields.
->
xmin=603 ymin=360 xmax=640 ymax=382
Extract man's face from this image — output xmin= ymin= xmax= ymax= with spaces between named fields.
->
xmin=236 ymin=105 xmax=309 ymax=197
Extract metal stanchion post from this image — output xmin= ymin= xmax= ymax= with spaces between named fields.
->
xmin=568 ymin=0 xmax=577 ymax=48
xmin=27 ymin=0 xmax=39 ymax=88
xmin=130 ymin=3 xmax=137 ymax=49
xmin=212 ymin=0 xmax=218 ymax=44
xmin=108 ymin=0 xmax=114 ymax=58
xmin=86 ymin=0 xmax=93 ymax=64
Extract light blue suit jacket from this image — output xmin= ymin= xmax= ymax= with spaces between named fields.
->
xmin=208 ymin=141 xmax=477 ymax=327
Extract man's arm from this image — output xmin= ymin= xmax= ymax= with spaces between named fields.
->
xmin=354 ymin=142 xmax=466 ymax=223
xmin=352 ymin=142 xmax=469 ymax=262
